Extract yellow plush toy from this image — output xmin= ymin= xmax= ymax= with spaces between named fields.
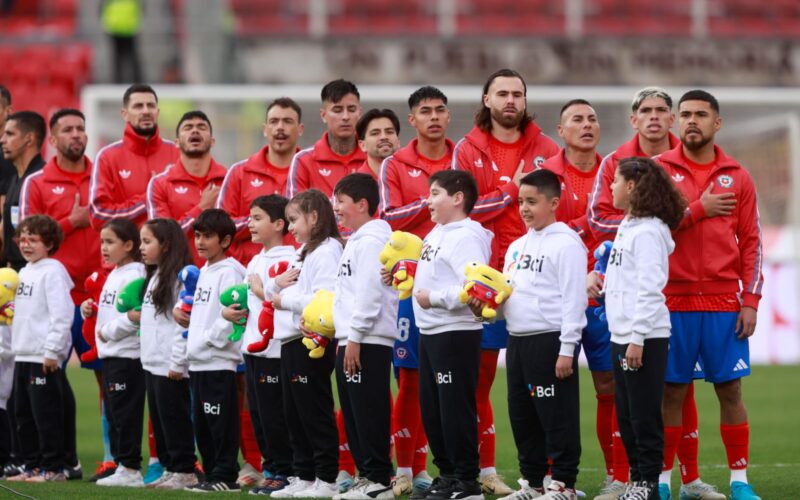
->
xmin=378 ymin=231 xmax=423 ymax=300
xmin=0 ymin=268 xmax=19 ymax=325
xmin=458 ymin=262 xmax=513 ymax=320
xmin=301 ymin=290 xmax=336 ymax=359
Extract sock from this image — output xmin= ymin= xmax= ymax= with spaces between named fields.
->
xmin=662 ymin=425 xmax=682 ymax=480
xmin=721 ymin=422 xmax=749 ymax=483
xmin=100 ymin=398 xmax=113 ymax=462
xmin=337 ymin=410 xmax=356 ymax=476
xmin=239 ymin=399 xmax=262 ymax=471
xmin=659 ymin=469 xmax=672 ymax=485
xmin=148 ymin=418 xmax=158 ymax=460
xmin=393 ymin=368 xmax=422 ymax=469
xmin=677 ymin=383 xmax=699 ymax=484
xmin=596 ymin=393 xmax=615 ymax=477
xmin=149 ymin=457 xmax=159 ymax=466
xmin=397 ymin=467 xmax=413 ymax=479
xmin=480 ymin=467 xmax=496 ymax=479
xmin=477 ymin=350 xmax=498 ymax=470
xmin=412 ymin=442 xmax=428 ymax=476
xmin=610 ymin=406 xmax=630 ymax=483
xmin=730 ymin=469 xmax=748 ymax=484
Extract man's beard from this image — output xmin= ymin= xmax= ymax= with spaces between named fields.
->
xmin=132 ymin=124 xmax=156 ymax=137
xmin=61 ymin=145 xmax=86 ymax=162
xmin=682 ymin=133 xmax=711 ymax=151
xmin=491 ymin=107 xmax=524 ymax=129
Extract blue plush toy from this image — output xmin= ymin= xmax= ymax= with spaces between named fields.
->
xmin=592 ymin=241 xmax=613 ymax=322
xmin=178 ymin=265 xmax=200 ymax=339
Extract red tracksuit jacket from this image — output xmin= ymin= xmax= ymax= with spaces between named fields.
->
xmin=656 ymin=144 xmax=764 ymax=309
xmin=20 ymin=157 xmax=101 ymax=304
xmin=378 ymin=139 xmax=454 ymax=239
xmin=217 ymin=145 xmax=295 ymax=264
xmin=452 ymin=124 xmax=558 ymax=269
xmin=146 ymin=158 xmax=227 ymax=266
xmin=89 ymin=124 xmax=178 ymax=229
xmin=286 ymin=133 xmax=365 ymax=198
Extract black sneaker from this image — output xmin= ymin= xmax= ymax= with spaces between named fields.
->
xmin=427 ymin=479 xmax=483 ymax=500
xmin=65 ymin=461 xmax=83 ymax=480
xmin=410 ymin=476 xmax=455 ymax=500
xmin=185 ymin=480 xmax=241 ymax=492
xmin=1 ymin=463 xmax=24 ymax=479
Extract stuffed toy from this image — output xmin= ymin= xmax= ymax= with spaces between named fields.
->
xmin=592 ymin=241 xmax=613 ymax=322
xmin=115 ymin=277 xmax=145 ymax=313
xmin=301 ymin=289 xmax=335 ymax=359
xmin=79 ymin=270 xmax=109 ymax=363
xmin=458 ymin=262 xmax=513 ymax=320
xmin=0 ymin=268 xmax=19 ymax=325
xmin=178 ymin=265 xmax=200 ymax=339
xmin=220 ymin=283 xmax=249 ymax=342
xmin=247 ymin=261 xmax=290 ymax=353
xmin=378 ymin=231 xmax=423 ymax=300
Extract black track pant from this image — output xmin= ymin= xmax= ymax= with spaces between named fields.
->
xmin=281 ymin=338 xmax=338 ymax=483
xmin=506 ymin=334 xmax=581 ymax=488
xmin=13 ymin=362 xmax=66 ymax=471
xmin=418 ymin=329 xmax=482 ymax=481
xmin=102 ymin=357 xmax=146 ymax=470
xmin=145 ymin=371 xmax=195 ymax=473
xmin=612 ymin=339 xmax=669 ymax=483
xmin=244 ymin=355 xmax=293 ymax=477
xmin=191 ymin=370 xmax=240 ymax=483
xmin=335 ymin=343 xmax=393 ymax=485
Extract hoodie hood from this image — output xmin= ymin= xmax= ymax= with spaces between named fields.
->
xmin=207 ymin=255 xmax=247 ymax=276
xmin=534 ymin=221 xmax=588 ymax=252
xmin=348 ymin=218 xmax=392 ymax=245
xmin=621 ymin=216 xmax=675 ymax=254
xmin=439 ymin=217 xmax=494 ymax=244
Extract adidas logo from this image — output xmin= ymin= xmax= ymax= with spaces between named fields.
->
xmin=339 ymin=443 xmax=350 ymax=451
xmin=394 ymin=428 xmax=411 ymax=438
xmin=51 ymin=186 xmax=65 ymax=195
xmin=474 ymin=159 xmax=483 ymax=168
xmin=573 ymin=192 xmax=579 ymax=200
xmin=175 ymin=186 xmax=188 ymax=194
xmin=694 ymin=362 xmax=703 ymax=372
xmin=612 ymin=431 xmax=621 ymax=438
xmin=250 ymin=178 xmax=264 ymax=187
xmin=732 ymin=458 xmax=748 ymax=468
xmin=684 ymin=431 xmax=699 ymax=439
xmin=119 ymin=169 xmax=132 ymax=179
xmin=482 ymin=424 xmax=496 ymax=435
xmin=491 ymin=161 xmax=499 ymax=172
xmin=408 ymin=169 xmax=421 ymax=178
xmin=672 ymin=173 xmax=685 ymax=183
xmin=319 ymin=168 xmax=331 ymax=177
xmin=733 ymin=358 xmax=749 ymax=371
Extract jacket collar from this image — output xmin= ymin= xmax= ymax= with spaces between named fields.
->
xmin=543 ymin=148 xmax=602 ymax=177
xmin=42 ymin=156 xmax=92 ymax=182
xmin=312 ymin=132 xmax=365 ymax=163
xmin=242 ymin=145 xmax=297 ymax=175
xmin=166 ymin=157 xmax=228 ymax=182
xmin=617 ymin=132 xmax=680 ymax=159
xmin=123 ymin=123 xmax=166 ymax=156
xmin=393 ymin=138 xmax=455 ymax=170
xmin=658 ymin=143 xmax=741 ymax=172
xmin=464 ymin=121 xmax=544 ymax=154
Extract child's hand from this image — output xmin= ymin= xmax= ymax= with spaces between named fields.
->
xmin=555 ymin=355 xmax=573 ymax=379
xmin=586 ymin=271 xmax=604 ymax=299
xmin=271 ymin=294 xmax=284 ymax=310
xmin=127 ymin=309 xmax=141 ymax=324
xmin=43 ymin=357 xmax=59 ymax=374
xmin=625 ymin=343 xmax=643 ymax=370
xmin=221 ymin=304 xmax=247 ymax=323
xmin=248 ymin=273 xmax=265 ymax=300
xmin=298 ymin=317 xmax=311 ymax=335
xmin=167 ymin=370 xmax=183 ymax=381
xmin=379 ymin=267 xmax=393 ymax=286
xmin=344 ymin=341 xmax=361 ymax=376
xmin=275 ymin=268 xmax=300 ymax=289
xmin=466 ymin=297 xmax=484 ymax=319
xmin=415 ymin=289 xmax=432 ymax=309
xmin=172 ymin=307 xmax=190 ymax=328
xmin=80 ymin=299 xmax=94 ymax=319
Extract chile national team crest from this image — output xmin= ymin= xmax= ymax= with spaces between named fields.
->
xmin=717 ymin=174 xmax=734 ymax=189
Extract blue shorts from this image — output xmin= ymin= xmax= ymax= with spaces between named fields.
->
xmin=393 ymin=298 xmax=419 ymax=370
xmin=666 ymin=311 xmax=749 ymax=384
xmin=71 ymin=306 xmax=102 ymax=371
xmin=480 ymin=320 xmax=508 ymax=350
xmin=576 ymin=307 xmax=612 ymax=372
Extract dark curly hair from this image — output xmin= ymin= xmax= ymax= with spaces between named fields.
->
xmin=617 ymin=157 xmax=687 ymax=230
xmin=16 ymin=214 xmax=63 ymax=255
xmin=287 ymin=189 xmax=342 ymax=262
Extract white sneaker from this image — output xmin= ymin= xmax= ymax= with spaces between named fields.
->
xmin=540 ymin=480 xmax=577 ymax=500
xmin=271 ymin=476 xmax=314 ymax=498
xmin=294 ymin=478 xmax=339 ymax=498
xmin=239 ymin=463 xmax=267 ymax=487
xmin=145 ymin=470 xmax=174 ymax=488
xmin=498 ymin=478 xmax=545 ymax=500
xmin=392 ymin=474 xmax=413 ymax=496
xmin=156 ymin=471 xmax=198 ymax=490
xmin=338 ymin=479 xmax=393 ymax=500
xmin=335 ymin=478 xmax=369 ymax=500
xmin=679 ymin=479 xmax=726 ymax=499
xmin=96 ymin=465 xmax=145 ymax=488
xmin=481 ymin=473 xmax=515 ymax=495
xmin=593 ymin=480 xmax=628 ymax=500
xmin=337 ymin=470 xmax=355 ymax=493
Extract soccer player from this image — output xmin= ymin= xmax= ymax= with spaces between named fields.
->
xmin=656 ymin=90 xmax=763 ymax=500
xmin=0 ymin=85 xmax=15 ymax=251
xmin=452 ymin=69 xmax=558 ymax=495
xmin=378 ymin=85 xmax=453 ymax=496
xmin=146 ymin=110 xmax=227 ymax=266
xmin=90 ymin=84 xmax=178 ymax=230
xmin=286 ymin=79 xmax=365 ymax=198
xmin=355 ymin=108 xmax=400 ymax=179
xmin=217 ymin=97 xmax=304 ymax=265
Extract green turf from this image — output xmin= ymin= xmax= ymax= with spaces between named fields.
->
xmin=3 ymin=365 xmax=798 ymax=498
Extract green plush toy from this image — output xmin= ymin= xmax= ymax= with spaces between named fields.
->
xmin=115 ymin=277 xmax=146 ymax=336
xmin=220 ymin=283 xmax=249 ymax=342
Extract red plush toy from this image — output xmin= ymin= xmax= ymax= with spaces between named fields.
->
xmin=247 ymin=260 xmax=289 ymax=353
xmin=80 ymin=269 xmax=109 ymax=363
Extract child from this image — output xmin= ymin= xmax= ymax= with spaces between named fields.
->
xmin=135 ymin=218 xmax=198 ymax=490
xmin=7 ymin=215 xmax=74 ymax=482
xmin=181 ymin=209 xmax=246 ymax=493
xmin=495 ymin=170 xmax=587 ymax=500
xmin=271 ymin=189 xmax=343 ymax=499
xmin=595 ymin=157 xmax=685 ymax=500
xmin=85 ymin=219 xmax=147 ymax=487
xmin=411 ymin=170 xmax=492 ymax=500
xmin=238 ymin=195 xmax=296 ymax=496
xmin=331 ymin=173 xmax=398 ymax=499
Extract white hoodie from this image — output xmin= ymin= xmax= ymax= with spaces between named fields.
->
xmin=412 ymin=218 xmax=493 ymax=335
xmin=333 ymin=219 xmax=398 ymax=347
xmin=140 ymin=274 xmax=187 ymax=377
xmin=0 ymin=326 xmax=13 ymax=409
xmin=12 ymin=258 xmax=74 ymax=364
xmin=502 ymin=222 xmax=588 ymax=357
xmin=186 ymin=257 xmax=247 ymax=371
xmin=242 ymin=245 xmax=296 ymax=359
xmin=278 ymin=237 xmax=343 ymax=343
xmin=96 ymin=262 xmax=146 ymax=359
xmin=604 ymin=216 xmax=675 ymax=346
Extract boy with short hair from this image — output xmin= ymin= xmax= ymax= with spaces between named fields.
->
xmin=8 ymin=215 xmax=75 ymax=482
xmin=182 ymin=209 xmax=247 ymax=493
xmin=412 ymin=170 xmax=492 ymax=500
xmin=331 ymin=173 xmax=398 ymax=499
xmin=497 ymin=170 xmax=586 ymax=500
